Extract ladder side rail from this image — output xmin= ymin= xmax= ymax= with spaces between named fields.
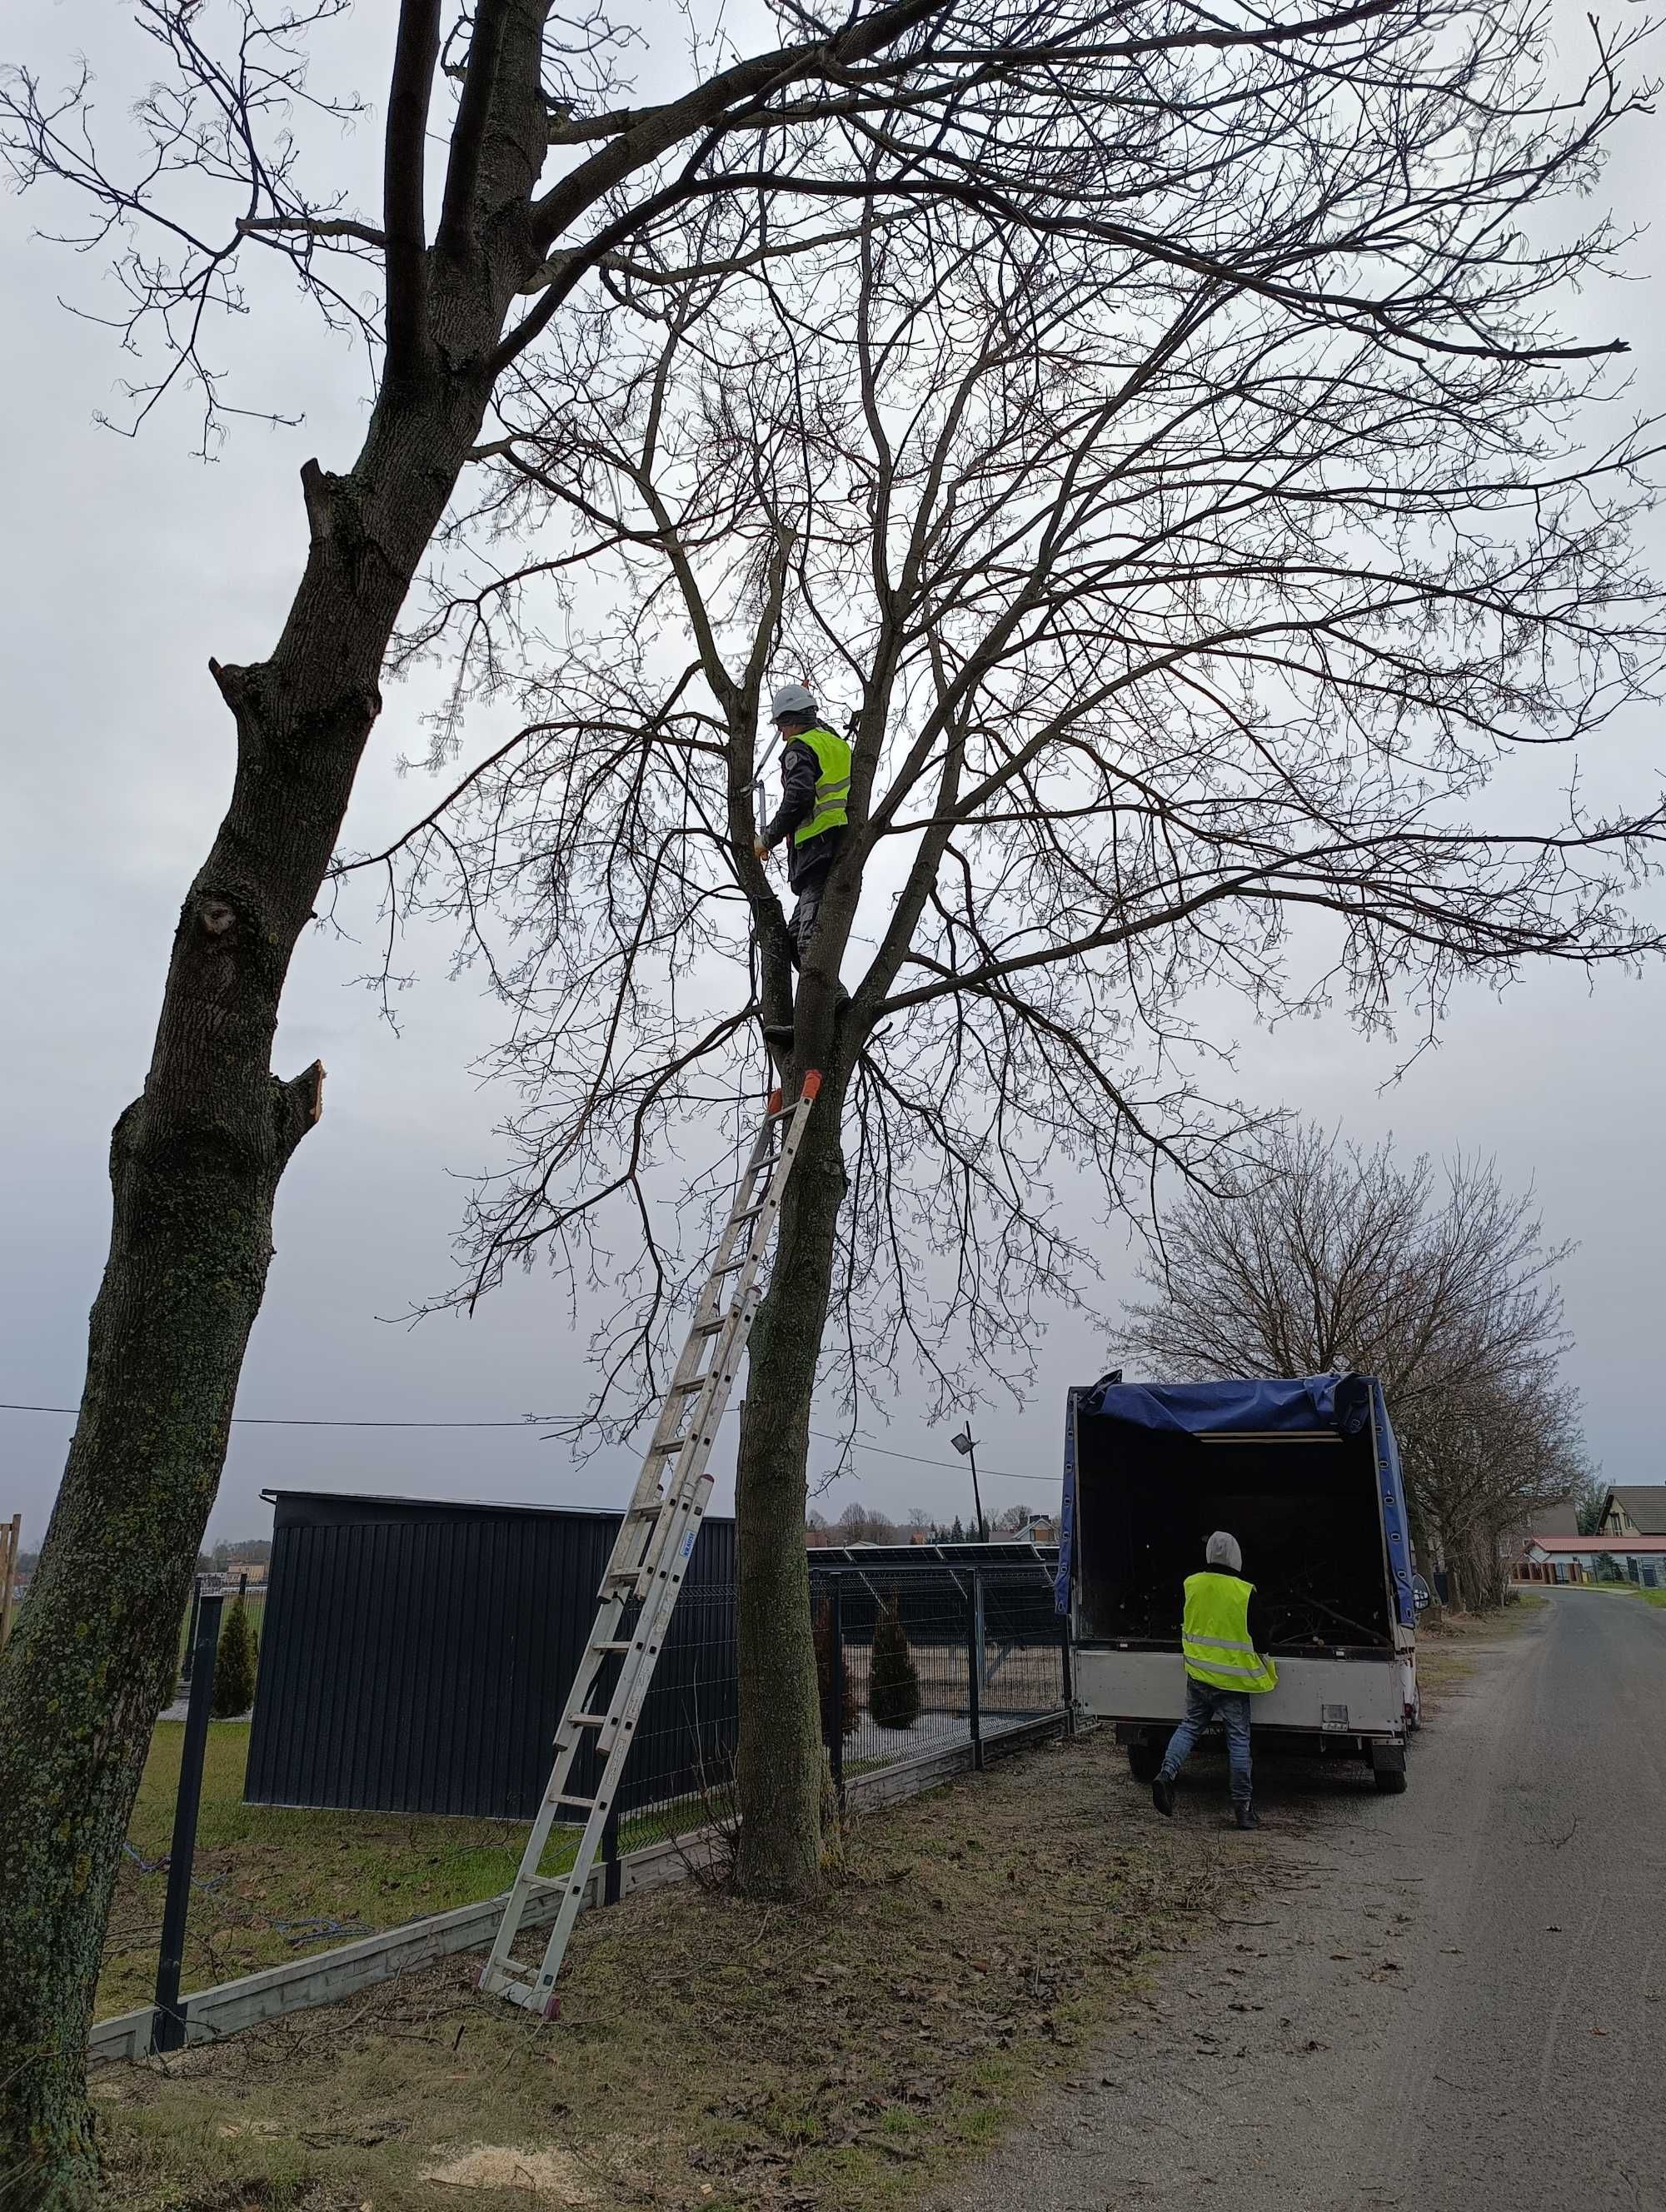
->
xmin=614 ymin=1096 xmax=811 ymax=1602
xmin=609 ymin=1113 xmax=792 ymax=1526
xmin=507 ymin=1472 xmax=736 ymax=2007
xmin=486 ymin=1530 xmax=706 ymax=2005
xmin=479 ymin=1592 xmax=637 ymax=1980
xmin=622 ymin=1283 xmax=766 ymax=1602
xmin=481 ymin=1077 xmax=820 ymax=2013
xmin=603 ymin=1303 xmax=771 ymax=1755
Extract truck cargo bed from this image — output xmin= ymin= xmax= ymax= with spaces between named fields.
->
xmin=1074 ymin=1422 xmax=1393 ymax=1655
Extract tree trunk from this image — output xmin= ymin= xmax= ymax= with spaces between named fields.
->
xmin=0 ymin=348 xmax=513 ymax=2212
xmin=734 ymin=1066 xmax=849 ymax=1897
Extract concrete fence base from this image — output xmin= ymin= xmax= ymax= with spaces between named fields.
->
xmin=91 ymin=1706 xmax=1067 ymax=2064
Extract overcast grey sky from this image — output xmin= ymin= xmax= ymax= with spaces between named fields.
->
xmin=2 ymin=1 xmax=1662 ymax=1551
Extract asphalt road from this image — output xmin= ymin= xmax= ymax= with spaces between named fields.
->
xmin=948 ymin=1591 xmax=1666 ymax=2212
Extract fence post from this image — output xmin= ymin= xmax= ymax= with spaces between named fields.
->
xmin=152 ymin=1591 xmax=223 ymax=2055
xmin=1059 ymin=1608 xmax=1076 ymax=1736
xmin=179 ymin=1576 xmax=203 ymax=1689
xmin=601 ymin=1801 xmax=621 ymax=1906
xmin=967 ymin=1569 xmax=985 ymax=1771
xmin=828 ymin=1577 xmax=845 ymax=1806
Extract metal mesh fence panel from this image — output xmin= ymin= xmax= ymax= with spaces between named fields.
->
xmin=582 ymin=1557 xmax=1067 ymax=1866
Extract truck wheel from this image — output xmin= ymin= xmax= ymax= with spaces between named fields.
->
xmin=1127 ymin=1743 xmax=1164 ymax=1783
xmin=1370 ymin=1744 xmax=1408 ymax=1794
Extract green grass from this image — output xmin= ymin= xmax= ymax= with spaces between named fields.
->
xmin=94 ymin=1730 xmax=1227 ymax=2212
xmin=100 ymin=1724 xmax=683 ymax=2020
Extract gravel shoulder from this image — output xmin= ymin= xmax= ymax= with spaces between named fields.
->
xmin=943 ymin=1592 xmax=1666 ymax=2212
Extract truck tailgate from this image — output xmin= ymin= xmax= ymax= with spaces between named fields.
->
xmin=1075 ymin=1647 xmax=1405 ymax=1736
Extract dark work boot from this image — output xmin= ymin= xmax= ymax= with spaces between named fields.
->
xmin=1231 ymin=1801 xmax=1260 ymax=1831
xmin=1151 ymin=1773 xmax=1175 ymax=1818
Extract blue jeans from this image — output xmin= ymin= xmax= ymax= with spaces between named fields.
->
xmin=1158 ymin=1678 xmax=1254 ymax=1806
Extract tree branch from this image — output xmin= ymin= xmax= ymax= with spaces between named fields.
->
xmin=383 ymin=0 xmax=442 ymax=381
xmin=436 ymin=0 xmax=511 ymax=262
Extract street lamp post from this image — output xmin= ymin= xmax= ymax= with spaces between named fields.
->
xmin=950 ymin=1427 xmax=988 ymax=1543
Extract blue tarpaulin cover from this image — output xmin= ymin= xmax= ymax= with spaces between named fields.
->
xmin=1054 ymin=1373 xmax=1414 ymax=1629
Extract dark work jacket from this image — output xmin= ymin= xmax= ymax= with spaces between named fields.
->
xmin=762 ymin=737 xmax=846 ymax=891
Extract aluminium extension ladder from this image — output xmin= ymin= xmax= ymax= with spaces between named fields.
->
xmin=479 ymin=1072 xmax=822 ymax=2017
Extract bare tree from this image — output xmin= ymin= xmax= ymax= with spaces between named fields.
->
xmin=836 ymin=1501 xmax=900 ymax=1543
xmin=1120 ymin=1122 xmax=1590 ymax=1602
xmin=350 ymin=7 xmax=1662 ymax=1897
xmin=0 ymin=1 xmax=1248 ymax=2193
xmin=1414 ymin=1373 xmax=1592 ymax=1607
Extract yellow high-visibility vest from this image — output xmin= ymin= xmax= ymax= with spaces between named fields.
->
xmin=1181 ymin=1572 xmax=1278 ymax=1694
xmin=792 ymin=725 xmax=851 ymax=846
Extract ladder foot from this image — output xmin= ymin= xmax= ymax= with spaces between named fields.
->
xmin=478 ymin=1078 xmax=821 ymax=2015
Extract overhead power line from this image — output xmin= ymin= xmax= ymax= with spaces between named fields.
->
xmin=0 ymin=1402 xmax=551 ymax=1430
xmin=0 ymin=1400 xmax=1056 ymax=1485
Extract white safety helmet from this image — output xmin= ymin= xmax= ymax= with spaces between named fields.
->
xmin=771 ymin=682 xmax=818 ymax=722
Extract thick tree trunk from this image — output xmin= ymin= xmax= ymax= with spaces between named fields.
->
xmin=0 ymin=402 xmax=491 ymax=2208
xmin=734 ymin=1066 xmax=849 ymax=1897
xmin=0 ymin=257 xmax=535 ymax=2212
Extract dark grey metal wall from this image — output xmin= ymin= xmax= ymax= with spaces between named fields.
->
xmin=245 ymin=1492 xmax=737 ymax=1820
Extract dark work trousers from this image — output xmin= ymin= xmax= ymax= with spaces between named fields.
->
xmin=788 ymin=861 xmax=831 ymax=967
xmin=1158 ymin=1678 xmax=1254 ymax=1806
xmin=784 ymin=832 xmax=840 ymax=966
xmin=781 ymin=844 xmax=851 ymax=1041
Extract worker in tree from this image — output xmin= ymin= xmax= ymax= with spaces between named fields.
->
xmin=752 ymin=683 xmax=851 ymax=1052
xmin=1150 ymin=1531 xmax=1278 ymax=1830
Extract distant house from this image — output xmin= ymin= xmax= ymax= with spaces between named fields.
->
xmin=1518 ymin=1534 xmax=1666 ymax=1590
xmin=1597 ymin=1487 xmax=1666 ymax=1540
xmin=1524 ymin=1502 xmax=1580 ymax=1541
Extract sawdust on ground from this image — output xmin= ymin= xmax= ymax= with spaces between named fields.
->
xmin=93 ymin=1726 xmax=1254 ymax=2212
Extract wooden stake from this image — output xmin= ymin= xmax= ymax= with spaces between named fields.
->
xmin=0 ymin=1514 xmax=20 ymax=1646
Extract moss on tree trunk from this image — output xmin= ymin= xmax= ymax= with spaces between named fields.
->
xmin=0 ymin=177 xmax=540 ymax=2212
xmin=734 ymin=1069 xmax=849 ymax=1898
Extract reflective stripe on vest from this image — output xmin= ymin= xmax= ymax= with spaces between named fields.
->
xmin=792 ymin=725 xmax=852 ymax=846
xmin=1181 ymin=1572 xmax=1278 ymax=1694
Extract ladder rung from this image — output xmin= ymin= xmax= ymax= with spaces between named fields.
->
xmin=481 ymin=1074 xmax=819 ymax=2021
